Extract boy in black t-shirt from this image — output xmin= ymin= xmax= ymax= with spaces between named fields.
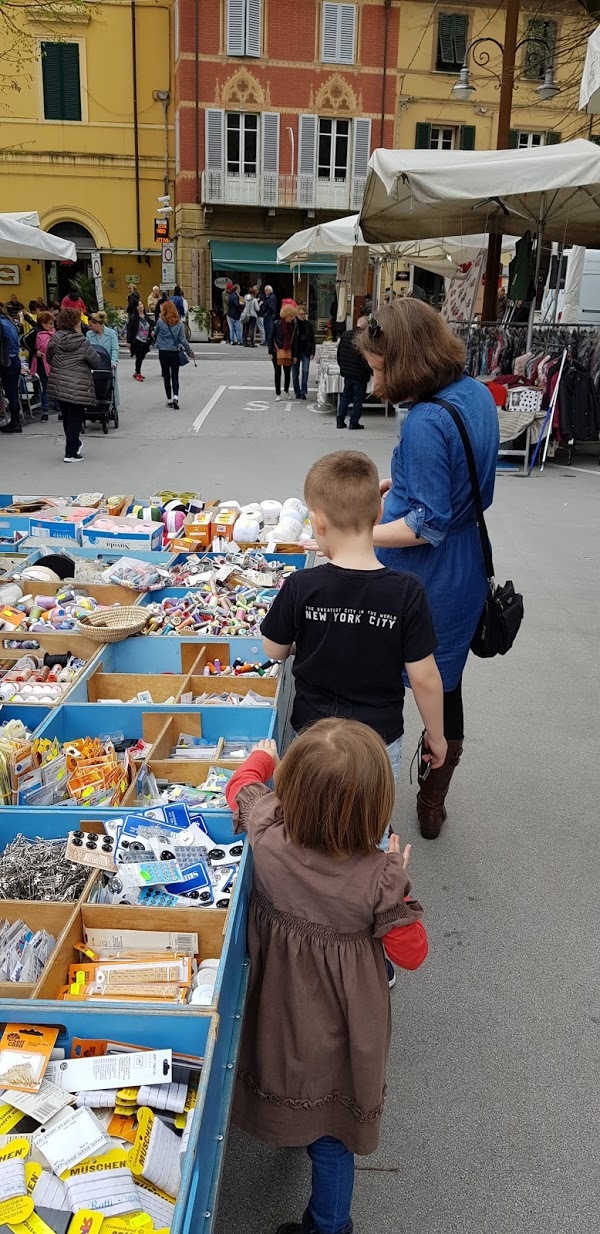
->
xmin=261 ymin=451 xmax=447 ymax=779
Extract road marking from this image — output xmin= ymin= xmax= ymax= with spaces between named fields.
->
xmin=284 ymin=401 xmax=292 ymax=412
xmin=561 ymin=465 xmax=600 ymax=477
xmin=245 ymin=401 xmax=270 ymax=411
xmin=190 ymin=385 xmax=226 ymax=433
xmin=228 ymin=385 xmax=317 ymax=391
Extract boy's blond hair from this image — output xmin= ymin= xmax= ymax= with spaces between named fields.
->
xmin=304 ymin=451 xmax=381 ymax=533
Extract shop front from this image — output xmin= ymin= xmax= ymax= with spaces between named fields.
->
xmin=209 ymin=240 xmax=336 ymax=336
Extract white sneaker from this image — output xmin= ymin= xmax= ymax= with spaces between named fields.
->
xmin=64 ymin=455 xmax=83 ymax=463
xmin=173 ymin=397 xmax=179 ymax=409
xmin=275 ymin=395 xmax=281 ymax=402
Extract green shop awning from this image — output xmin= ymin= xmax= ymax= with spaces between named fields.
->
xmin=210 ymin=240 xmax=336 ymax=275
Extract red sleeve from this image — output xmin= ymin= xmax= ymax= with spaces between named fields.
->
xmin=225 ymin=751 xmax=276 ymax=811
xmin=382 ymin=921 xmax=428 ymax=971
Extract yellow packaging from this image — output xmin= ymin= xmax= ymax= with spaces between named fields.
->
xmin=0 ymin=1199 xmax=34 ymax=1227
xmin=0 ymin=1026 xmax=59 ymax=1093
xmin=0 ymin=1102 xmax=25 ymax=1135
xmin=68 ymin=1211 xmax=105 ymax=1234
xmin=9 ymin=1211 xmax=55 ymax=1234
xmin=211 ymin=510 xmax=237 ymax=541
xmin=62 ymin=1149 xmax=131 ymax=1178
xmin=24 ymin=1163 xmax=42 ymax=1195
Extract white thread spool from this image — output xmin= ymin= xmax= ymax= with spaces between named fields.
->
xmin=260 ymin=499 xmax=282 ymax=525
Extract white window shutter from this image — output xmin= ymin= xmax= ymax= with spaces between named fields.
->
xmin=339 ymin=5 xmax=356 ymax=64
xmin=351 ymin=117 xmax=371 ymax=210
xmin=227 ymin=0 xmax=245 ymax=55
xmin=205 ymin=108 xmax=224 ymax=202
xmin=298 ymin=114 xmax=317 ymax=207
xmin=246 ymin=0 xmax=261 ymax=56
xmin=261 ymin=112 xmax=279 ymax=206
xmin=174 ymin=0 xmax=180 ymax=60
xmin=322 ymin=2 xmax=339 ymax=61
xmin=175 ymin=112 xmax=180 ymax=175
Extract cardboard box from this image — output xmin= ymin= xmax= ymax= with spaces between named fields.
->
xmin=28 ymin=508 xmax=96 ymax=544
xmin=81 ymin=516 xmax=164 ymax=552
xmin=210 ymin=510 xmax=237 ymax=541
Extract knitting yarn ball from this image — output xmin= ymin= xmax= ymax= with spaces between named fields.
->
xmin=260 ymin=499 xmax=282 ymax=525
xmin=162 ymin=509 xmax=186 ymax=537
xmin=131 ymin=504 xmax=162 ymax=522
xmin=20 ymin=566 xmax=61 ymax=584
xmin=283 ymin=498 xmax=309 ymax=521
xmin=233 ymin=515 xmax=260 ymax=544
xmin=272 ymin=515 xmax=303 ymax=543
xmin=0 ymin=583 xmax=23 ymax=606
xmin=240 ymin=503 xmax=265 ymax=529
xmin=219 ymin=500 xmax=241 ymax=513
xmin=164 ymin=499 xmax=187 ymax=515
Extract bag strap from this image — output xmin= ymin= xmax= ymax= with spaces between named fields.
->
xmin=430 ymin=397 xmax=495 ymax=582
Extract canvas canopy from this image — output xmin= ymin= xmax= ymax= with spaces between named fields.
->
xmin=276 ymin=214 xmax=496 ymax=277
xmin=0 ymin=215 xmax=76 ymax=262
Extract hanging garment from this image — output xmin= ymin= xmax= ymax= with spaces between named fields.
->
xmin=557 ymin=361 xmax=600 ymax=441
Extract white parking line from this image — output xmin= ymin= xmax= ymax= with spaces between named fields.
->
xmin=190 ymin=385 xmax=226 ymax=433
xmin=228 ymin=385 xmax=317 ymax=391
xmin=563 ymin=465 xmax=600 ymax=477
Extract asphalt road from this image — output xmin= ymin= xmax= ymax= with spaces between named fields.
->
xmin=2 ymin=348 xmax=600 ymax=1234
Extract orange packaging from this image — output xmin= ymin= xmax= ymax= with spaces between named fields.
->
xmin=211 ymin=510 xmax=237 ymax=541
xmin=0 ymin=606 xmax=26 ymax=629
xmin=188 ymin=510 xmax=213 ymax=546
xmin=0 ymin=1024 xmax=59 ymax=1093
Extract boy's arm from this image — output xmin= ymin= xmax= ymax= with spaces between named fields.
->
xmin=405 ymin=654 xmax=447 ymax=768
xmin=260 ymin=575 xmax=298 ymax=662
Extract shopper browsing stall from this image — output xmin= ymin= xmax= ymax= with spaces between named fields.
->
xmin=153 ymin=299 xmax=194 ymax=410
xmin=126 ymin=301 xmax=153 ymax=382
xmin=88 ymin=311 xmax=120 ymax=409
xmin=225 ymin=725 xmax=428 ymax=1234
xmin=0 ymin=302 xmax=22 ymax=435
xmin=31 ymin=310 xmax=56 ymax=422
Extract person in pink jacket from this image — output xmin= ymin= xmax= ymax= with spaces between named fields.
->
xmin=31 ymin=311 xmax=56 ymax=422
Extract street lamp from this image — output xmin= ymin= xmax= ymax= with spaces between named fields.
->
xmin=452 ymin=36 xmax=561 ymax=104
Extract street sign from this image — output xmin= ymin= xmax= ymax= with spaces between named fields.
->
xmin=91 ymin=250 xmax=104 ymax=310
xmin=154 ymin=218 xmax=169 ymax=242
xmin=161 ymin=242 xmax=176 ymax=287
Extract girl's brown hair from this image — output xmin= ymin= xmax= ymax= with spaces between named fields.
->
xmin=36 ymin=311 xmax=55 ymax=329
xmin=274 ymin=718 xmax=395 ymax=858
xmin=356 ymin=297 xmax=466 ymax=403
xmin=161 ymin=300 xmax=180 ymax=326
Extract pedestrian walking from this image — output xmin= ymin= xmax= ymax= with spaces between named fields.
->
xmin=357 ymin=298 xmax=499 ymax=838
xmin=153 ymin=299 xmax=194 ymax=410
xmin=227 ymin=283 xmax=244 ymax=346
xmin=269 ymin=299 xmax=296 ymax=401
xmin=0 ymin=304 xmax=22 ymax=435
xmin=88 ymin=311 xmax=120 ymax=409
xmin=259 ymin=284 xmax=276 ymax=347
xmin=241 ymin=288 xmax=259 ymax=347
xmin=225 ymin=724 xmax=427 ymax=1234
xmin=126 ymin=283 xmax=141 ymax=315
xmin=30 ymin=311 xmax=56 ymax=422
xmin=291 ymin=304 xmax=315 ymax=400
xmin=336 ymin=315 xmax=372 ymax=430
xmin=126 ymin=302 xmax=153 ymax=381
xmin=46 ymin=308 xmax=97 ymax=462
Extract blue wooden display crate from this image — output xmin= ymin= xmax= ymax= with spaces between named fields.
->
xmin=0 ymin=1005 xmax=221 ymax=1234
xmin=0 ymin=704 xmax=51 ymax=732
xmin=34 ymin=700 xmax=275 ymax=743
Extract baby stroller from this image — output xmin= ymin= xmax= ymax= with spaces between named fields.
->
xmin=84 ymin=349 xmax=119 ymax=434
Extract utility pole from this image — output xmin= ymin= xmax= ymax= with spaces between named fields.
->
xmin=481 ymin=0 xmax=520 ymax=322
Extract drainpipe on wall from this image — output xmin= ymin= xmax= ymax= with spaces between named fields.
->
xmin=195 ymin=0 xmax=200 ymax=205
xmin=131 ymin=0 xmax=142 ymax=254
xmin=380 ymin=0 xmax=392 ymax=147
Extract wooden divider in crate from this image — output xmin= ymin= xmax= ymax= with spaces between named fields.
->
xmin=35 ymin=902 xmax=229 ymax=1007
xmin=84 ymin=667 xmax=190 ymax=704
xmin=23 ymin=580 xmax=142 ymax=605
xmin=0 ymin=900 xmax=77 ymax=999
xmin=186 ymin=674 xmax=277 ymax=703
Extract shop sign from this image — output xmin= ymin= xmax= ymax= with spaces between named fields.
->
xmin=125 ymin=274 xmax=141 ymax=283
xmin=0 ymin=264 xmax=20 ymax=285
xmin=154 ymin=218 xmax=169 ymax=242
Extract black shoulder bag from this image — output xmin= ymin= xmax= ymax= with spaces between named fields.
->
xmin=432 ymin=397 xmax=524 ymax=658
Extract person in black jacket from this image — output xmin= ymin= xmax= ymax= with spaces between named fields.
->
xmin=336 ymin=316 xmax=372 ymax=430
xmin=227 ymin=284 xmax=243 ymax=346
xmin=259 ymin=285 xmax=277 ymax=348
xmin=291 ymin=305 xmax=315 ymax=400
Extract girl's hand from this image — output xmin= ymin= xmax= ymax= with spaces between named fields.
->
xmin=389 ymin=833 xmax=411 ymax=870
xmin=253 ymin=738 xmax=280 ymax=766
xmin=380 ymin=477 xmax=392 ymax=496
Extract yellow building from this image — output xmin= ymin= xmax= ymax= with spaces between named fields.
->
xmin=0 ymin=0 xmax=174 ymax=310
xmin=396 ymin=2 xmax=596 ymax=153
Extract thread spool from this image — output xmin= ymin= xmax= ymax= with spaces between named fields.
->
xmin=260 ymin=499 xmax=282 ymax=525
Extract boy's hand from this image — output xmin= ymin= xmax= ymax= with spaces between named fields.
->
xmin=388 ymin=834 xmax=411 ymax=870
xmin=253 ymin=738 xmax=280 ymax=766
xmin=379 ymin=477 xmax=392 ymax=496
xmin=424 ymin=733 xmax=447 ymax=769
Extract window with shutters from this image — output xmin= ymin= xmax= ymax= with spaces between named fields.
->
xmin=322 ymin=3 xmax=356 ymax=64
xmin=318 ymin=118 xmax=350 ymax=181
xmin=517 ymin=131 xmax=545 ymax=149
xmin=226 ymin=0 xmax=262 ymax=57
xmin=430 ymin=125 xmax=457 ymax=151
xmin=523 ymin=18 xmax=557 ymax=81
xmin=226 ymin=112 xmax=259 ymax=176
xmin=41 ymin=41 xmax=82 ymax=122
xmin=436 ymin=13 xmax=468 ymax=73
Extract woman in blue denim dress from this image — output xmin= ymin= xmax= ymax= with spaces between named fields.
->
xmin=357 ymin=298 xmax=499 ymax=839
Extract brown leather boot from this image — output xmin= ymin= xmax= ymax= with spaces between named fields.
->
xmin=417 ymin=740 xmax=464 ymax=839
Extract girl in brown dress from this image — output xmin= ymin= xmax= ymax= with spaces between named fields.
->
xmin=225 ymin=719 xmax=428 ymax=1234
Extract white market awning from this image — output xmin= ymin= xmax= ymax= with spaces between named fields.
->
xmin=0 ymin=216 xmax=76 ymax=262
xmin=579 ymin=25 xmax=600 ymax=113
xmin=359 ymin=140 xmax=600 ymax=248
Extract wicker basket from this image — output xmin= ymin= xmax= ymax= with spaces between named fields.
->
xmin=76 ymin=606 xmax=148 ymax=644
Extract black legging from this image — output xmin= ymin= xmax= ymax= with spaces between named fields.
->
xmin=443 ymin=679 xmax=464 ymax=741
xmin=159 ymin=351 xmax=179 ymax=399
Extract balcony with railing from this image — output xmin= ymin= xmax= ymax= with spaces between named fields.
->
xmin=201 ymin=171 xmax=366 ymax=213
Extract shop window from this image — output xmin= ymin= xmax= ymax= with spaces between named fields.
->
xmin=436 ymin=13 xmax=468 ymax=73
xmin=318 ymin=117 xmax=350 ymax=181
xmin=322 ymin=3 xmax=356 ymax=65
xmin=523 ymin=18 xmax=557 ymax=81
xmin=226 ymin=112 xmax=259 ymax=176
xmin=41 ymin=42 xmax=82 ymax=122
xmin=226 ymin=0 xmax=262 ymax=57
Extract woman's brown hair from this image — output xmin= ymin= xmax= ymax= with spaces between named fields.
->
xmin=274 ymin=718 xmax=395 ymax=858
xmin=56 ymin=308 xmax=81 ymax=331
xmin=161 ymin=300 xmax=180 ymax=326
xmin=36 ymin=311 xmax=55 ymax=329
xmin=356 ymin=297 xmax=466 ymax=403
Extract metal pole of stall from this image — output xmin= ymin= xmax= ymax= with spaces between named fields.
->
xmin=527 ymin=194 xmax=546 ymax=352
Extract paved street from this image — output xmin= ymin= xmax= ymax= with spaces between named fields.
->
xmin=2 ymin=350 xmax=600 ymax=1233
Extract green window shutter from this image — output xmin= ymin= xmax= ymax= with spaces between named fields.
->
xmin=508 ymin=130 xmax=518 ymax=149
xmin=545 ymin=131 xmax=561 ymax=145
xmin=437 ymin=13 xmax=468 ymax=71
xmin=452 ymin=14 xmax=468 ymax=65
xmin=415 ymin=122 xmax=432 ymax=149
xmin=41 ymin=42 xmax=81 ymax=121
xmin=459 ymin=124 xmax=475 ymax=150
xmin=590 ymin=134 xmax=600 ymax=146
xmin=523 ymin=18 xmax=557 ymax=81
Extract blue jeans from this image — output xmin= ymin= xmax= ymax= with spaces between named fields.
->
xmin=338 ymin=378 xmax=367 ymax=427
xmin=380 ymin=736 xmax=403 ymax=852
xmin=293 ymin=354 xmax=310 ymax=397
xmin=1 ymin=354 xmax=21 ymax=417
xmin=263 ymin=314 xmax=275 ymax=347
xmin=228 ymin=317 xmax=243 ymax=345
xmin=307 ymin=1136 xmax=354 ymax=1234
